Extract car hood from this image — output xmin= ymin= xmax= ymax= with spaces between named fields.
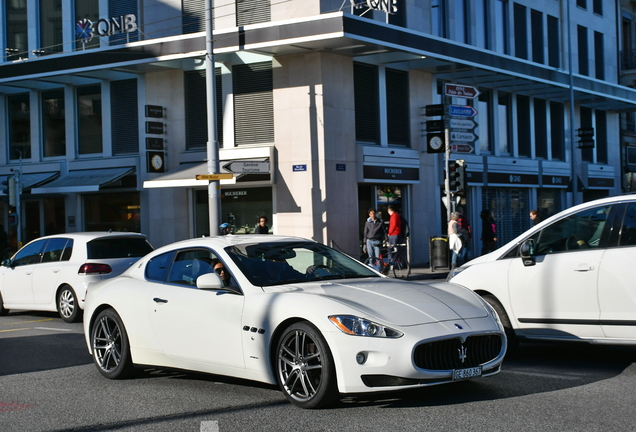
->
xmin=265 ymin=278 xmax=488 ymax=326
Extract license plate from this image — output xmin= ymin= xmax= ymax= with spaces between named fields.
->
xmin=452 ymin=366 xmax=482 ymax=380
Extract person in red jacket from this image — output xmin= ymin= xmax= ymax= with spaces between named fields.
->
xmin=387 ymin=205 xmax=401 ymax=262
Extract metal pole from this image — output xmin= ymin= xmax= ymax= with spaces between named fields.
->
xmin=567 ymin=0 xmax=577 ymax=206
xmin=205 ymin=0 xmax=221 ymax=235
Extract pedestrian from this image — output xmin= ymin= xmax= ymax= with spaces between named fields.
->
xmin=363 ymin=208 xmax=385 ymax=269
xmin=387 ymin=205 xmax=401 ymax=262
xmin=480 ymin=209 xmax=498 ymax=255
xmin=255 ymin=216 xmax=269 ymax=234
xmin=529 ymin=209 xmax=541 ymax=226
xmin=448 ymin=212 xmax=465 ymax=268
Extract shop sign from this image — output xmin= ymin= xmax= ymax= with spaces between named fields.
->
xmin=488 ymin=172 xmax=539 ymax=185
xmin=542 ymin=175 xmax=570 ymax=187
xmin=224 ymin=191 xmax=247 ymax=196
xmin=360 ymin=0 xmax=398 ymax=13
xmin=363 ymin=166 xmax=419 ymax=181
xmin=76 ymin=14 xmax=138 ymax=44
xmin=588 ymin=177 xmax=615 ymax=188
xmin=336 ymin=164 xmax=346 ymax=171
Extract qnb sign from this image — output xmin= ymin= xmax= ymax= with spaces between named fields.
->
xmin=76 ymin=14 xmax=138 ymax=43
xmin=354 ymin=0 xmax=398 ymax=13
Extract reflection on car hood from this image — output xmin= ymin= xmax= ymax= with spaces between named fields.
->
xmin=265 ymin=279 xmax=488 ymax=326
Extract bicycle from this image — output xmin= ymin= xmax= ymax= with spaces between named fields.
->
xmin=364 ymin=241 xmax=410 ymax=279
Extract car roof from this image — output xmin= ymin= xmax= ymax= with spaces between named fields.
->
xmin=28 ymin=232 xmax=147 ymax=243
xmin=150 ymin=235 xmax=316 ymax=255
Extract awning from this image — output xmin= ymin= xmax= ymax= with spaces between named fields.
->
xmin=0 ymin=172 xmax=59 ymax=196
xmin=31 ymin=167 xmax=135 ymax=194
xmin=143 ymin=162 xmax=236 ymax=188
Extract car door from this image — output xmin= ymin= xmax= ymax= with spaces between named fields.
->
xmin=598 ymin=202 xmax=636 ymax=339
xmin=147 ymin=248 xmax=246 ymax=369
xmin=2 ymin=240 xmax=46 ymax=306
xmin=508 ymin=204 xmax=611 ymax=339
xmin=32 ymin=238 xmax=70 ymax=305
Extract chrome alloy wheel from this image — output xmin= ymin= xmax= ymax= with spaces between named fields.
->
xmin=93 ymin=314 xmax=123 ymax=373
xmin=278 ymin=329 xmax=324 ymax=403
xmin=58 ymin=288 xmax=75 ymax=319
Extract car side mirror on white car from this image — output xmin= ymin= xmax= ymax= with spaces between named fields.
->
xmin=1 ymin=259 xmax=11 ymax=268
xmin=196 ymin=272 xmax=241 ymax=295
xmin=519 ymin=240 xmax=536 ymax=267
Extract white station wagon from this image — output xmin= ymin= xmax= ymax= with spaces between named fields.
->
xmin=448 ymin=195 xmax=636 ymax=348
xmin=0 ymin=232 xmax=153 ymax=322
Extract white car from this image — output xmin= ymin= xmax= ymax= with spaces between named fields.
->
xmin=448 ymin=195 xmax=636 ymax=347
xmin=0 ymin=232 xmax=153 ymax=322
xmin=83 ymin=235 xmax=506 ymax=408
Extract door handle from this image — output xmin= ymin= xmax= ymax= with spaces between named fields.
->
xmin=153 ymin=297 xmax=168 ymax=303
xmin=53 ymin=269 xmax=60 ymax=273
xmin=575 ymin=264 xmax=594 ymax=272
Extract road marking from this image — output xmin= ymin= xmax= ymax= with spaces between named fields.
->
xmin=33 ymin=327 xmax=72 ymax=332
xmin=1 ymin=318 xmax=54 ymax=325
xmin=0 ymin=402 xmax=33 ymax=412
xmin=0 ymin=327 xmax=30 ymax=333
xmin=502 ymin=369 xmax=584 ymax=380
xmin=201 ymin=420 xmax=219 ymax=432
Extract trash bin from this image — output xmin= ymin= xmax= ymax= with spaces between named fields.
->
xmin=429 ymin=236 xmax=450 ymax=272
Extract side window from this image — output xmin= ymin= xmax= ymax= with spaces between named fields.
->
xmin=61 ymin=239 xmax=73 ymax=261
xmin=167 ymin=249 xmax=218 ymax=287
xmin=146 ymin=251 xmax=175 ymax=282
xmin=618 ymin=203 xmax=636 ymax=246
xmin=535 ymin=205 xmax=611 ymax=254
xmin=13 ymin=240 xmax=46 ymax=266
xmin=41 ymin=238 xmax=70 ymax=263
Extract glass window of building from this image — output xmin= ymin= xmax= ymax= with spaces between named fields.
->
xmin=386 ymin=69 xmax=410 ymax=147
xmin=594 ymin=31 xmax=604 ymax=80
xmin=578 ymin=25 xmax=589 ymax=76
xmin=6 ymin=0 xmax=28 ymax=61
xmin=40 ymin=0 xmax=63 ymax=55
xmin=454 ymin=0 xmax=469 ymax=44
xmin=42 ymin=90 xmax=66 ymax=158
xmin=513 ymin=3 xmax=528 ymax=60
xmin=109 ymin=0 xmax=139 ymax=45
xmin=184 ymin=68 xmax=223 ymax=150
xmin=478 ymin=90 xmax=491 ymax=152
xmin=497 ymin=92 xmax=511 ymax=154
xmin=77 ymin=85 xmax=103 ymax=155
xmin=8 ymin=93 xmax=31 ymax=160
xmin=593 ymin=0 xmax=602 ymax=16
xmin=531 ymin=9 xmax=543 ymax=64
xmin=233 ymin=62 xmax=273 ymax=146
xmin=75 ymin=0 xmax=99 ymax=50
xmin=576 ymin=0 xmax=587 ymax=8
xmin=516 ymin=95 xmax=531 ymax=157
xmin=550 ymin=101 xmax=565 ymax=160
xmin=236 ymin=0 xmax=271 ymax=26
xmin=111 ymin=79 xmax=139 ymax=155
xmin=183 ymin=0 xmax=206 ymax=33
xmin=547 ymin=15 xmax=560 ymax=68
xmin=354 ymin=63 xmax=380 ymax=144
xmin=494 ymin=0 xmax=509 ymax=55
xmin=84 ymin=192 xmax=141 ymax=232
xmin=474 ymin=0 xmax=489 ymax=49
xmin=534 ymin=98 xmax=547 ymax=159
xmin=595 ymin=110 xmax=607 ymax=164
xmin=431 ymin=0 xmax=449 ymax=39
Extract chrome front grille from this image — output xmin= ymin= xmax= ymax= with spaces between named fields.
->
xmin=413 ymin=334 xmax=503 ymax=370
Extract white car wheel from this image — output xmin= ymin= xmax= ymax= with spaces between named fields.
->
xmin=57 ymin=285 xmax=81 ymax=323
xmin=91 ymin=308 xmax=135 ymax=379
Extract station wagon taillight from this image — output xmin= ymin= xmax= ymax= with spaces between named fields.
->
xmin=78 ymin=263 xmax=113 ymax=275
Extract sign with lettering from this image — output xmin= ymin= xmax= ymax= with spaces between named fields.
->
xmin=541 ymin=175 xmax=570 ymax=187
xmin=76 ymin=14 xmax=138 ymax=43
xmin=293 ymin=165 xmax=307 ymax=172
xmin=360 ymin=0 xmax=398 ymax=13
xmin=444 ymin=83 xmax=480 ymax=99
xmin=146 ymin=122 xmax=164 ymax=135
xmin=145 ymin=105 xmax=164 ymax=119
xmin=488 ymin=172 xmax=539 ymax=185
xmin=363 ymin=166 xmax=419 ymax=181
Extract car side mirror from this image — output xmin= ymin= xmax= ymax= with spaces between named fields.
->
xmin=196 ymin=272 xmax=241 ymax=294
xmin=519 ymin=240 xmax=535 ymax=267
xmin=2 ymin=259 xmax=12 ymax=268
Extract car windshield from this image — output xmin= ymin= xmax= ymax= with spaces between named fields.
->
xmin=87 ymin=237 xmax=153 ymax=259
xmin=225 ymin=241 xmax=378 ymax=286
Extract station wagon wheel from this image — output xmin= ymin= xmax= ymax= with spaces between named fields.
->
xmin=57 ymin=285 xmax=81 ymax=323
xmin=482 ymin=294 xmax=518 ymax=353
xmin=91 ymin=308 xmax=134 ymax=379
xmin=0 ymin=292 xmax=8 ymax=316
xmin=276 ymin=322 xmax=338 ymax=409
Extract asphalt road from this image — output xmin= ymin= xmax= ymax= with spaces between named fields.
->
xmin=2 ymin=310 xmax=636 ymax=432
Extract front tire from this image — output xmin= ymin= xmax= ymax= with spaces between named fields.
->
xmin=91 ymin=308 xmax=135 ymax=379
xmin=57 ymin=285 xmax=81 ymax=323
xmin=482 ymin=294 xmax=518 ymax=352
xmin=276 ymin=322 xmax=338 ymax=409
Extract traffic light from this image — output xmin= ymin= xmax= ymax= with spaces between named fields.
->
xmin=449 ymin=160 xmax=467 ymax=195
xmin=2 ymin=176 xmax=16 ymax=207
xmin=8 ymin=213 xmax=17 ymax=226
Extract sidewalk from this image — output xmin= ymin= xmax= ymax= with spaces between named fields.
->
xmin=405 ymin=265 xmax=449 ymax=281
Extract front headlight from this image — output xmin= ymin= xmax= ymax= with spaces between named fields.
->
xmin=329 ymin=315 xmax=403 ymax=338
xmin=446 ymin=265 xmax=467 ymax=282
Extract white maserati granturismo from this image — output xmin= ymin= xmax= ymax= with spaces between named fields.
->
xmin=83 ymin=235 xmax=506 ymax=408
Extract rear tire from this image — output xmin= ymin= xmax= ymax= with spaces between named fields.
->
xmin=392 ymin=251 xmax=410 ymax=279
xmin=57 ymin=285 xmax=81 ymax=323
xmin=482 ymin=294 xmax=518 ymax=353
xmin=91 ymin=308 xmax=135 ymax=379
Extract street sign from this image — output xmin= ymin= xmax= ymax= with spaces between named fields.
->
xmin=444 ymin=83 xmax=480 ymax=99
xmin=424 ymin=104 xmax=444 ymax=117
xmin=222 ymin=161 xmax=270 ymax=174
xmin=195 ymin=173 xmax=234 ymax=180
xmin=450 ymin=131 xmax=477 ymax=142
xmin=449 ymin=118 xmax=477 ymax=129
xmin=449 ymin=105 xmax=478 ymax=117
xmin=426 ymin=119 xmax=445 ymax=131
xmin=451 ymin=144 xmax=475 ymax=153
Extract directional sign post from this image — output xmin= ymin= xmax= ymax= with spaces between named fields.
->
xmin=449 ymin=118 xmax=477 ymax=129
xmin=222 ymin=161 xmax=270 ymax=174
xmin=196 ymin=173 xmax=234 ymax=181
xmin=449 ymin=105 xmax=478 ymax=117
xmin=451 ymin=144 xmax=475 ymax=153
xmin=450 ymin=131 xmax=477 ymax=142
xmin=444 ymin=83 xmax=480 ymax=99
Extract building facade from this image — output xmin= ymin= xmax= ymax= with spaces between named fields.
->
xmin=1 ymin=0 xmax=635 ymax=264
